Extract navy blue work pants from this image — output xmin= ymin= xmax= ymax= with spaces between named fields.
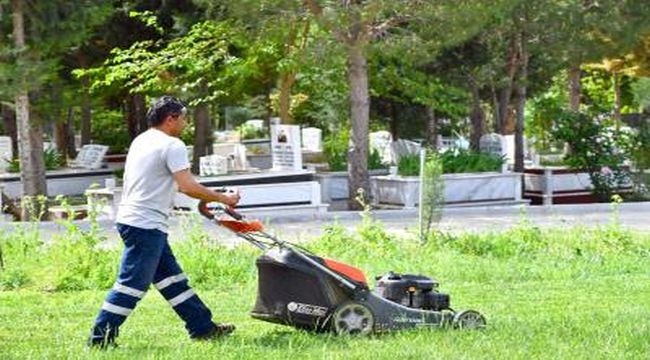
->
xmin=91 ymin=223 xmax=214 ymax=340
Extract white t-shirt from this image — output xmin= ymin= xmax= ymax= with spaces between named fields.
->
xmin=116 ymin=128 xmax=189 ymax=233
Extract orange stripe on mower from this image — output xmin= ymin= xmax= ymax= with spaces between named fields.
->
xmin=323 ymin=258 xmax=368 ymax=286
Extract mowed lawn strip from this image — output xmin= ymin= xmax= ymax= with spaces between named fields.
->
xmin=1 ymin=273 xmax=648 ymax=360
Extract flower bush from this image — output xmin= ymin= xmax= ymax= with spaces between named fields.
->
xmin=552 ymin=110 xmax=630 ymax=201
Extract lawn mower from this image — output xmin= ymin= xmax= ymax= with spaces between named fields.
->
xmin=198 ymin=201 xmax=486 ymax=335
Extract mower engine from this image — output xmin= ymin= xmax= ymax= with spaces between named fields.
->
xmin=373 ymin=272 xmax=450 ymax=311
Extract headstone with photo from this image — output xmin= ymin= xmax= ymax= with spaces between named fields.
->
xmin=271 ymin=124 xmax=302 ymax=171
xmin=69 ymin=144 xmax=109 ymax=170
xmin=480 ymin=133 xmax=508 ymax=173
xmin=301 ymin=127 xmax=322 ymax=152
xmin=0 ymin=136 xmax=12 ymax=173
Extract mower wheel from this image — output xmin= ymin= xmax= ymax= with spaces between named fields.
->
xmin=452 ymin=310 xmax=486 ymax=330
xmin=331 ymin=301 xmax=375 ymax=336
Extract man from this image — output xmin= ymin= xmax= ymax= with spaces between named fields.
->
xmin=88 ymin=96 xmax=240 ymax=348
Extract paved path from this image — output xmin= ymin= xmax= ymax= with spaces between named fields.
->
xmin=3 ymin=202 xmax=647 ymax=247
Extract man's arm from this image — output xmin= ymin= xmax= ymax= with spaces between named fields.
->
xmin=173 ymin=169 xmax=240 ymax=207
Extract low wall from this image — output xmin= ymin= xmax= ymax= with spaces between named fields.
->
xmin=523 ymin=166 xmax=631 ymax=205
xmin=0 ymin=168 xmax=115 ymax=199
xmin=371 ymin=172 xmax=523 ymax=208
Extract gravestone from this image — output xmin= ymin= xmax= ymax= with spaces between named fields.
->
xmin=0 ymin=136 xmax=12 ymax=173
xmin=390 ymin=139 xmax=421 ymax=162
xmin=199 ymin=154 xmax=228 ymax=176
xmin=503 ymin=134 xmax=532 ymax=168
xmin=271 ymin=124 xmax=302 ymax=171
xmin=213 ymin=143 xmax=249 ymax=172
xmin=369 ymin=131 xmax=393 ymax=164
xmin=301 ymin=127 xmax=322 ymax=152
xmin=69 ymin=144 xmax=109 ymax=170
xmin=480 ymin=133 xmax=507 ymax=173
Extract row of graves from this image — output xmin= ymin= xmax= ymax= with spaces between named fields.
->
xmin=0 ymin=137 xmax=118 ymax=220
xmin=174 ymin=124 xmax=328 ymax=219
xmin=1 ymin=124 xmax=616 ymax=221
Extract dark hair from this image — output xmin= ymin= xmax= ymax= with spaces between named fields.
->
xmin=146 ymin=96 xmax=187 ymax=127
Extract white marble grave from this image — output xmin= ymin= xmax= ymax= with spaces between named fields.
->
xmin=371 ymin=172 xmax=523 ymax=208
xmin=69 ymin=144 xmax=109 ymax=170
xmin=369 ymin=131 xmax=393 ymax=164
xmin=271 ymin=124 xmax=302 ymax=171
xmin=390 ymin=139 xmax=421 ymax=164
xmin=301 ymin=127 xmax=322 ymax=152
xmin=479 ymin=133 xmax=508 ymax=173
xmin=0 ymin=136 xmax=12 ymax=173
xmin=199 ymin=154 xmax=228 ymax=176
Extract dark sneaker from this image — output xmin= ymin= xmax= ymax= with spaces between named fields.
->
xmin=87 ymin=326 xmax=118 ymax=349
xmin=191 ymin=323 xmax=236 ymax=340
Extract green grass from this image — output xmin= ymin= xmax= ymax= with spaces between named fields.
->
xmin=0 ymin=213 xmax=649 ymax=359
xmin=1 ymin=275 xmax=648 ymax=359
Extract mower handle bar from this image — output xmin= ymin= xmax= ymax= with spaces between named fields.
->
xmin=197 ymin=200 xmax=243 ymax=221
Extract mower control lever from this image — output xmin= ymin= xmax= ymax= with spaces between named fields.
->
xmin=224 ymin=206 xmax=243 ymax=220
xmin=197 ymin=200 xmax=243 ymax=221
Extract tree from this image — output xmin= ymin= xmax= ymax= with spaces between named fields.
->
xmin=10 ymin=0 xmax=47 ymax=219
xmin=303 ymin=0 xmax=514 ymax=209
xmin=0 ymin=0 xmax=109 ymax=219
xmin=76 ymin=19 xmax=251 ymax=172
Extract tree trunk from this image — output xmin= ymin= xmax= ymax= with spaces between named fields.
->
xmin=125 ymin=93 xmax=147 ymax=141
xmin=425 ymin=106 xmax=437 ymax=149
xmin=191 ymin=101 xmax=212 ymax=174
xmin=65 ymin=108 xmax=77 ymax=158
xmin=346 ymin=44 xmax=370 ymax=210
xmin=80 ymin=77 xmax=92 ymax=146
xmin=13 ymin=0 xmax=48 ymax=220
xmin=513 ymin=34 xmax=528 ymax=173
xmin=469 ymin=82 xmax=485 ymax=152
xmin=568 ymin=64 xmax=581 ymax=111
xmin=496 ymin=38 xmax=519 ymax=134
xmin=54 ymin=121 xmax=67 ymax=155
xmin=1 ymin=104 xmax=18 ymax=159
xmin=390 ymin=102 xmax=399 ymax=141
xmin=278 ymin=72 xmax=297 ymax=124
xmin=613 ymin=73 xmax=622 ymax=130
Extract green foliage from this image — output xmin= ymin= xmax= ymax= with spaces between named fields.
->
xmin=420 ymin=150 xmax=444 ymax=241
xmin=5 ymin=148 xmax=66 ymax=173
xmin=0 ymin=223 xmax=41 ymax=290
xmin=631 ymin=77 xmax=650 ymax=111
xmin=89 ymin=109 xmax=131 ymax=153
xmin=368 ymin=148 xmax=387 ymax=170
xmin=525 ymin=73 xmax=568 ymax=152
xmin=622 ymin=116 xmax=650 ymax=173
xmin=323 ymin=129 xmax=349 ymax=171
xmin=397 ymin=154 xmax=420 ymax=176
xmin=440 ymin=149 xmax=505 ymax=174
xmin=552 ymin=110 xmax=630 ymax=201
xmin=44 ymin=196 xmax=116 ymax=290
xmin=236 ymin=122 xmax=267 ymax=140
xmin=76 ymin=20 xmax=249 ymax=105
xmin=323 ymin=129 xmax=387 ymax=171
xmin=582 ymin=69 xmax=637 ymax=114
xmin=172 ymin=213 xmax=257 ymax=288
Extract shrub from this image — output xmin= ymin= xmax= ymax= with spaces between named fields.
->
xmin=90 ymin=110 xmax=131 ymax=154
xmin=440 ymin=149 xmax=505 ymax=173
xmin=397 ymin=153 xmax=420 ymax=176
xmin=323 ymin=129 xmax=349 ymax=171
xmin=5 ymin=148 xmax=66 ymax=173
xmin=552 ymin=110 xmax=630 ymax=201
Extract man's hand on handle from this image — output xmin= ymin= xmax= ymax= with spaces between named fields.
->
xmin=218 ymin=188 xmax=240 ymax=208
